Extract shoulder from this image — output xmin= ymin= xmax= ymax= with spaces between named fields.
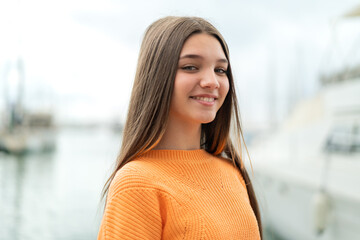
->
xmin=215 ymin=155 xmax=248 ymax=189
xmin=99 ymin=160 xmax=166 ymax=240
xmin=107 ymin=157 xmax=166 ymax=199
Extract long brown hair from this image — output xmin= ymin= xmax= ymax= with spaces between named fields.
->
xmin=102 ymin=16 xmax=262 ymax=238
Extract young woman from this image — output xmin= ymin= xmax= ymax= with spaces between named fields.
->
xmin=98 ymin=16 xmax=262 ymax=240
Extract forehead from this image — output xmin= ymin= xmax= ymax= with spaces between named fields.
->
xmin=180 ymin=33 xmax=226 ymax=58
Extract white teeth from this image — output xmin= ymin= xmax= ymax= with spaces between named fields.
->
xmin=192 ymin=96 xmax=215 ymax=102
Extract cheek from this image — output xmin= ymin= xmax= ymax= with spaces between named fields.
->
xmin=217 ymin=79 xmax=229 ymax=109
xmin=220 ymin=79 xmax=230 ymax=100
xmin=173 ymin=74 xmax=195 ymax=97
xmin=171 ymin=76 xmax=190 ymax=109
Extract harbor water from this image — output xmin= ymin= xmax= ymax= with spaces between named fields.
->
xmin=0 ymin=127 xmax=280 ymax=240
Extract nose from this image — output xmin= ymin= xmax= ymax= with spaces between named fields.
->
xmin=199 ymin=69 xmax=220 ymax=89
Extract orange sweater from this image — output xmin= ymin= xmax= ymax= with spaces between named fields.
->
xmin=98 ymin=149 xmax=260 ymax=240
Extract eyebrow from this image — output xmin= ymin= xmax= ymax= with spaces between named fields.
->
xmin=179 ymin=54 xmax=228 ymax=64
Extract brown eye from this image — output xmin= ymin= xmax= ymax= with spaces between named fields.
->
xmin=215 ymin=68 xmax=227 ymax=74
xmin=182 ymin=66 xmax=197 ymax=71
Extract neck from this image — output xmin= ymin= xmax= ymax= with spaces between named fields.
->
xmin=154 ymin=116 xmax=201 ymax=150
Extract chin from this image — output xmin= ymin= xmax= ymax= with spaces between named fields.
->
xmin=197 ymin=115 xmax=217 ymax=124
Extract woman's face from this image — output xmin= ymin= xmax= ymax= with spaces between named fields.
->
xmin=169 ymin=33 xmax=229 ymax=125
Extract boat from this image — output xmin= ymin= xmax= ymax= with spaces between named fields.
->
xmin=251 ymin=70 xmax=360 ymax=239
xmin=249 ymin=6 xmax=360 ymax=240
xmin=0 ymin=57 xmax=56 ymax=155
xmin=0 ymin=112 xmax=57 ymax=154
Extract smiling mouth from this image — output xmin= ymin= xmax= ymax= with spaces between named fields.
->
xmin=190 ymin=96 xmax=216 ymax=102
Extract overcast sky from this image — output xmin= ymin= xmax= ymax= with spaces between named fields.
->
xmin=0 ymin=0 xmax=360 ymax=127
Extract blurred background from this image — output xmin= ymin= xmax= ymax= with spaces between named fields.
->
xmin=0 ymin=0 xmax=360 ymax=239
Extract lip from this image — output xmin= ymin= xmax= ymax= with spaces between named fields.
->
xmin=190 ymin=94 xmax=217 ymax=106
xmin=190 ymin=94 xmax=218 ymax=99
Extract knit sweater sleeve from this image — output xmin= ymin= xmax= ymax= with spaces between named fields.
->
xmin=98 ymin=168 xmax=162 ymax=240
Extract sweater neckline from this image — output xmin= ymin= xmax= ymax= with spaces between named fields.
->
xmin=141 ymin=149 xmax=212 ymax=162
